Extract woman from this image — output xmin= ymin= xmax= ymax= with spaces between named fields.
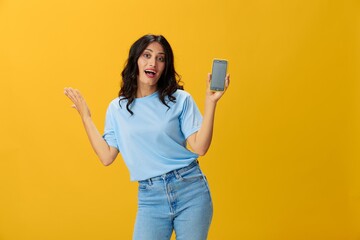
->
xmin=64 ymin=34 xmax=229 ymax=240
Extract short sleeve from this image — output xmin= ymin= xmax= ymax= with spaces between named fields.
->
xmin=180 ymin=95 xmax=203 ymax=139
xmin=102 ymin=104 xmax=119 ymax=150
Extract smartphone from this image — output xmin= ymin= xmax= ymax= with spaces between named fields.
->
xmin=210 ymin=59 xmax=228 ymax=91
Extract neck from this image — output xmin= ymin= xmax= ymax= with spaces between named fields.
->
xmin=136 ymin=86 xmax=157 ymax=98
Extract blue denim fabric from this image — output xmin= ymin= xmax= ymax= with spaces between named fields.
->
xmin=133 ymin=161 xmax=213 ymax=240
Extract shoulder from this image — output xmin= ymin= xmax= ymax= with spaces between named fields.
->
xmin=172 ymin=89 xmax=192 ymax=100
xmin=169 ymin=90 xmax=198 ymax=110
xmin=107 ymin=97 xmax=122 ymax=110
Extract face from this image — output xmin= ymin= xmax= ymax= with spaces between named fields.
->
xmin=137 ymin=42 xmax=166 ymax=90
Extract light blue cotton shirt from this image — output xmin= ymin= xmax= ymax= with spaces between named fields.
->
xmin=102 ymin=90 xmax=203 ymax=181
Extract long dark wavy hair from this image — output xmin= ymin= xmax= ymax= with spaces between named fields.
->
xmin=119 ymin=34 xmax=183 ymax=115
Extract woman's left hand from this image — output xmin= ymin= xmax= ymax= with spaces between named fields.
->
xmin=206 ymin=73 xmax=230 ymax=103
xmin=187 ymin=73 xmax=230 ymax=155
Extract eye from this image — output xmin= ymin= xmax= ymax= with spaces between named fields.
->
xmin=157 ymin=56 xmax=165 ymax=62
xmin=143 ymin=53 xmax=151 ymax=58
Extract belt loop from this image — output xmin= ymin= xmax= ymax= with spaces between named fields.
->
xmin=148 ymin=178 xmax=153 ymax=186
xmin=174 ymin=169 xmax=181 ymax=179
xmin=161 ymin=174 xmax=166 ymax=181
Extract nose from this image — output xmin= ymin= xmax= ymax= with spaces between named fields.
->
xmin=149 ymin=57 xmax=156 ymax=67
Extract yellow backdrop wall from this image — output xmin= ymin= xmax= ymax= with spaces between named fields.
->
xmin=0 ymin=0 xmax=359 ymax=239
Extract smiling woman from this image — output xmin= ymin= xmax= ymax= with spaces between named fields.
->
xmin=136 ymin=42 xmax=166 ymax=96
xmin=119 ymin=35 xmax=184 ymax=115
xmin=64 ymin=34 xmax=230 ymax=240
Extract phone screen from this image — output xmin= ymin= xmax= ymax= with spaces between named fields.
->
xmin=210 ymin=59 xmax=227 ymax=91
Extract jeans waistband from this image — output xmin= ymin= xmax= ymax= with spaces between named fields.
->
xmin=141 ymin=160 xmax=199 ymax=184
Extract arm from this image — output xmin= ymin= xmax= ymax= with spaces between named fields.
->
xmin=64 ymin=88 xmax=119 ymax=166
xmin=187 ymin=73 xmax=230 ymax=156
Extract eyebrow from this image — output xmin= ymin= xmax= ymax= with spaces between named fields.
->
xmin=145 ymin=48 xmax=165 ymax=55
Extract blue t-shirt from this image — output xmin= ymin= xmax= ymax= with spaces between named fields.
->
xmin=102 ymin=90 xmax=203 ymax=181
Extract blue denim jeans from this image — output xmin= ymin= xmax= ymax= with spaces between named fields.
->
xmin=133 ymin=160 xmax=213 ymax=240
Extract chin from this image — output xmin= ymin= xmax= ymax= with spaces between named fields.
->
xmin=139 ymin=80 xmax=159 ymax=87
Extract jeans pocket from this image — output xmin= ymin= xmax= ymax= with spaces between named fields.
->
xmin=179 ymin=166 xmax=203 ymax=182
xmin=138 ymin=181 xmax=152 ymax=191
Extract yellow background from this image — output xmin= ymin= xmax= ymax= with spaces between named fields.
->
xmin=0 ymin=0 xmax=359 ymax=239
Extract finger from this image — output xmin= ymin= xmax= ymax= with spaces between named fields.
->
xmin=206 ymin=73 xmax=212 ymax=90
xmin=64 ymin=87 xmax=75 ymax=96
xmin=64 ymin=87 xmax=72 ymax=96
xmin=65 ymin=88 xmax=82 ymax=107
xmin=207 ymin=73 xmax=212 ymax=85
xmin=65 ymin=87 xmax=82 ymax=102
xmin=64 ymin=87 xmax=75 ymax=100
xmin=64 ymin=88 xmax=78 ymax=103
xmin=64 ymin=87 xmax=76 ymax=94
xmin=224 ymin=74 xmax=230 ymax=89
xmin=74 ymin=89 xmax=84 ymax=102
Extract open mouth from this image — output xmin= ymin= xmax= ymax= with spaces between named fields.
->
xmin=144 ymin=70 xmax=156 ymax=78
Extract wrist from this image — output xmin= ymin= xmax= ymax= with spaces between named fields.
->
xmin=81 ymin=115 xmax=92 ymax=123
xmin=205 ymin=98 xmax=217 ymax=111
xmin=205 ymin=95 xmax=218 ymax=105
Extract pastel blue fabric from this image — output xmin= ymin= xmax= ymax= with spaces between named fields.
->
xmin=133 ymin=160 xmax=213 ymax=240
xmin=102 ymin=90 xmax=203 ymax=181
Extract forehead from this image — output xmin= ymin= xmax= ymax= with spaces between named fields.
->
xmin=144 ymin=42 xmax=165 ymax=54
